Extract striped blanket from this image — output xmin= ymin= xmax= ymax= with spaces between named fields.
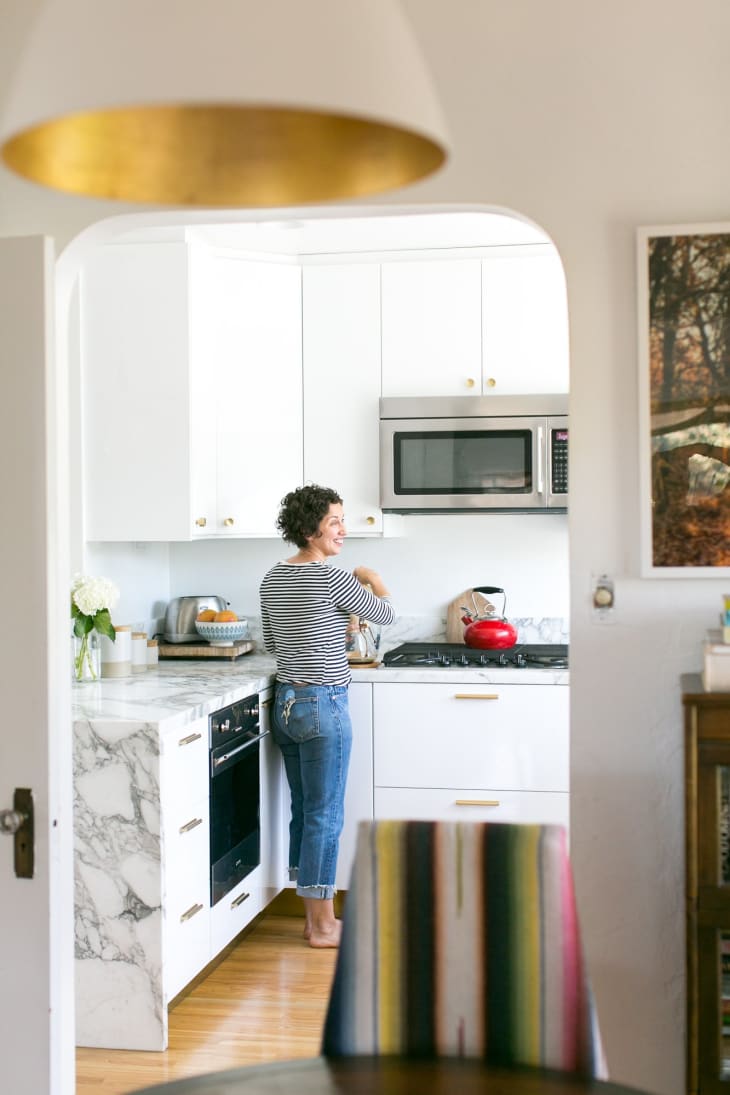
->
xmin=322 ymin=820 xmax=607 ymax=1078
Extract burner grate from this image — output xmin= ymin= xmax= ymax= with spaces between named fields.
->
xmin=382 ymin=641 xmax=568 ymax=669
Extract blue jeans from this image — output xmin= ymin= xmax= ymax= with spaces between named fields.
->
xmin=271 ymin=682 xmax=352 ymax=900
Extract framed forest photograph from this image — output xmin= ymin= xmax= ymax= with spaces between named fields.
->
xmin=638 ymin=224 xmax=730 ymax=575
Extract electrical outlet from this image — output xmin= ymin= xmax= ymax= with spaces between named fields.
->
xmin=591 ymin=574 xmax=615 ymax=623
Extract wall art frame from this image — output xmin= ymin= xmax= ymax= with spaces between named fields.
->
xmin=637 ymin=222 xmax=730 ymax=576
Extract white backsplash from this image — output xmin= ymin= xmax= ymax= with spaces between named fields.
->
xmin=242 ymin=613 xmax=568 ymax=653
xmin=86 ymin=512 xmax=570 ymax=647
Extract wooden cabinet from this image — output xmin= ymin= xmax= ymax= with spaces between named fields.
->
xmin=381 ymin=258 xmax=483 ymax=397
xmin=81 ymin=241 xmax=302 ymax=540
xmin=683 ymin=675 xmax=730 ymax=1094
xmin=302 ymin=263 xmax=383 ymax=534
xmin=372 ymin=682 xmax=569 ymax=828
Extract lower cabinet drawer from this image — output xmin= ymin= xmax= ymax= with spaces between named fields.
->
xmin=210 ymin=868 xmax=264 ymax=958
xmin=164 ymin=892 xmax=210 ymax=1002
xmin=374 ymin=786 xmax=569 ymax=828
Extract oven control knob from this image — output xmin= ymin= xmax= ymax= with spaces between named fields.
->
xmin=515 ymin=654 xmax=527 ymax=667
xmin=498 ymin=653 xmax=508 ymax=666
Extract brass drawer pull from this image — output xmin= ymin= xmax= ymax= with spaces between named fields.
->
xmin=180 ymin=902 xmax=204 ymax=923
xmin=454 ymin=693 xmax=499 ymax=700
xmin=456 ymin=798 xmax=500 ymax=807
xmin=231 ymin=891 xmax=250 ymax=909
xmin=179 ymin=817 xmax=203 ymax=834
xmin=178 ymin=732 xmax=203 ymax=746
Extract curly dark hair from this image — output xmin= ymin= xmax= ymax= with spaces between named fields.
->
xmin=276 ymin=484 xmax=343 ymax=548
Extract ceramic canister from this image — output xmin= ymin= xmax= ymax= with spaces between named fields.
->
xmin=131 ymin=631 xmax=148 ymax=673
xmin=100 ymin=624 xmax=132 ymax=678
xmin=147 ymin=637 xmax=159 ymax=666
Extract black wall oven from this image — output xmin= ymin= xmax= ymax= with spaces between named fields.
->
xmin=209 ymin=694 xmax=265 ymax=906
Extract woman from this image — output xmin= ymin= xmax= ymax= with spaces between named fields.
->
xmin=259 ymin=484 xmax=395 ymax=948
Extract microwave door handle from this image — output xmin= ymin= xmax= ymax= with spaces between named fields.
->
xmin=536 ymin=425 xmax=545 ymax=496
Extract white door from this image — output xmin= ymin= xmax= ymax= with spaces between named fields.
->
xmin=0 ymin=237 xmax=73 ymax=1095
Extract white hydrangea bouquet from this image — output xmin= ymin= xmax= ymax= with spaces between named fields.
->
xmin=71 ymin=573 xmax=119 ymax=681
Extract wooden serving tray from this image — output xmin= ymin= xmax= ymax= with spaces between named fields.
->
xmin=159 ymin=639 xmax=254 ymax=660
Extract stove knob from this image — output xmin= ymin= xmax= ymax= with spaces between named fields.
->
xmin=515 ymin=654 xmax=527 ymax=667
xmin=442 ymin=656 xmax=451 ymax=666
xmin=498 ymin=653 xmax=509 ymax=666
xmin=459 ymin=654 xmax=469 ymax=666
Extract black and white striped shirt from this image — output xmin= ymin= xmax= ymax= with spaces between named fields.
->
xmin=259 ymin=561 xmax=395 ymax=685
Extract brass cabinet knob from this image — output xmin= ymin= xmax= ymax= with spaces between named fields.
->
xmin=485 ymin=377 xmax=497 ymax=388
xmin=366 ymin=515 xmax=376 ymax=526
xmin=195 ymin=517 xmax=207 ymax=527
xmin=465 ymin=377 xmax=476 ymax=388
xmin=223 ymin=517 xmax=235 ymax=527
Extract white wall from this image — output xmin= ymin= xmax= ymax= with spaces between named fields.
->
xmin=4 ymin=2 xmax=730 ymax=1092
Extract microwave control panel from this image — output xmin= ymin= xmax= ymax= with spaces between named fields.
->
xmin=550 ymin=428 xmax=568 ymax=494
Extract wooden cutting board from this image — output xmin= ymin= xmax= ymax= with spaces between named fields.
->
xmin=159 ymin=639 xmax=254 ymax=660
xmin=446 ymin=589 xmax=496 ymax=644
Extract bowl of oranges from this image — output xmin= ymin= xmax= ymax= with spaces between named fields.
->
xmin=195 ymin=608 xmax=250 ymax=646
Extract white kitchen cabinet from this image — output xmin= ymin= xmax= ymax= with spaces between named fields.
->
xmin=481 ymin=247 xmax=569 ymax=394
xmin=259 ymin=691 xmax=287 ymax=905
xmin=372 ymin=681 xmax=568 ymax=828
xmin=81 ymin=240 xmax=302 ymax=540
xmin=302 ymin=263 xmax=383 ymax=534
xmin=381 ymin=259 xmax=483 ymax=397
xmin=374 ymin=787 xmax=569 ymax=828
xmin=337 ymin=680 xmax=374 ymax=889
xmin=159 ymin=717 xmax=211 ymax=1003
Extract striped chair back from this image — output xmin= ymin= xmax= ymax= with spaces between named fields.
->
xmin=322 ymin=819 xmax=607 ymax=1077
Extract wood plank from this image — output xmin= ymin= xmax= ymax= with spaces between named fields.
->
xmin=159 ymin=640 xmax=254 ymax=660
xmin=75 ymin=913 xmax=337 ymax=1094
xmin=445 ymin=589 xmax=495 ymax=643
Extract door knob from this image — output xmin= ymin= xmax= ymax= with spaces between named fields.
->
xmin=0 ymin=788 xmax=34 ymax=878
xmin=0 ymin=809 xmax=27 ymax=833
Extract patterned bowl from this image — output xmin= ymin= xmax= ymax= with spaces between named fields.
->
xmin=194 ymin=619 xmax=249 ymax=646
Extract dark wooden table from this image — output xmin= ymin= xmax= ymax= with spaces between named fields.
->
xmin=130 ymin=1056 xmax=652 ymax=1095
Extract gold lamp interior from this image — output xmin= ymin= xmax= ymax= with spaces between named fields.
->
xmin=1 ymin=103 xmax=447 ymax=206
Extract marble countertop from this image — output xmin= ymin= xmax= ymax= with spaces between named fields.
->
xmin=72 ymin=650 xmax=568 ymax=730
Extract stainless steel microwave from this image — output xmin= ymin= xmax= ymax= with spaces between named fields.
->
xmin=379 ymin=395 xmax=568 ymax=513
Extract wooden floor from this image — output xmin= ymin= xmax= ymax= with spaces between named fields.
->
xmin=75 ymin=913 xmax=338 ymax=1094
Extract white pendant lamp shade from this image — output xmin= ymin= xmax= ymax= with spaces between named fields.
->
xmin=0 ymin=0 xmax=449 ymax=206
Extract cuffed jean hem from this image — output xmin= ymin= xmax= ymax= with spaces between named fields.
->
xmin=296 ymin=882 xmax=337 ymax=900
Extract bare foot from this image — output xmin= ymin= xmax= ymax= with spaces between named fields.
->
xmin=303 ymin=922 xmax=311 ymax=940
xmin=307 ymin=919 xmax=342 ymax=949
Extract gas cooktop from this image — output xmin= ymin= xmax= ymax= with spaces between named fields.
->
xmin=382 ymin=642 xmax=568 ymax=669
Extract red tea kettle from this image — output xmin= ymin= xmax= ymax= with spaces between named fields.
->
xmin=460 ymin=586 xmax=518 ymax=650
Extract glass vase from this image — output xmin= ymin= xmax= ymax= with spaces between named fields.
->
xmin=72 ymin=630 xmax=101 ymax=683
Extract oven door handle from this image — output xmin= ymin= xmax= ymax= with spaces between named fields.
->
xmin=212 ymin=730 xmax=269 ymax=770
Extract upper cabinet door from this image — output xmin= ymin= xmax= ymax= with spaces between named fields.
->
xmin=481 ymin=248 xmax=569 ymax=395
xmin=81 ymin=242 xmax=302 ymax=541
xmin=82 ymin=241 xmax=202 ymax=541
xmin=381 ymin=259 xmax=482 ymax=396
xmin=302 ymin=263 xmax=382 ymax=534
xmin=208 ymin=257 xmax=302 ymax=537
